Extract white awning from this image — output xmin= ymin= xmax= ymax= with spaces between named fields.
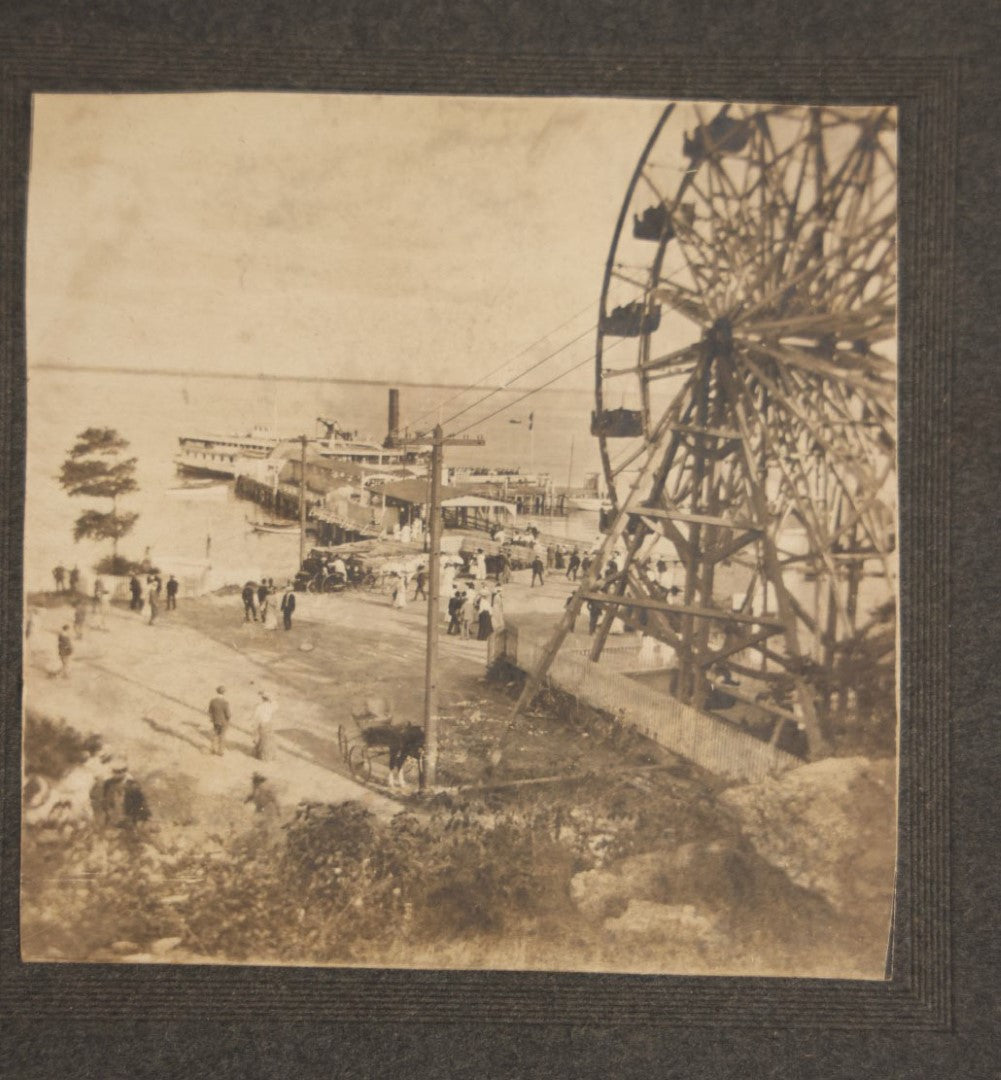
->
xmin=440 ymin=495 xmax=515 ymax=515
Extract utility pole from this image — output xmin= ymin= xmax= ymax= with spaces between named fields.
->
xmin=423 ymin=428 xmax=445 ymax=790
xmin=404 ymin=425 xmax=484 ymax=790
xmin=298 ymin=434 xmax=308 ymax=569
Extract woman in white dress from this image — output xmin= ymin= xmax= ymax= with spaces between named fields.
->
xmin=490 ymin=586 xmax=505 ymax=632
xmin=440 ymin=557 xmax=455 ymax=599
xmin=252 ymin=691 xmax=277 ymax=761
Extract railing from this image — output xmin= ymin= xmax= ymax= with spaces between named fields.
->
xmin=493 ymin=623 xmax=801 ymax=782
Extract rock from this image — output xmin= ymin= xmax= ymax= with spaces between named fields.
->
xmin=150 ymin=936 xmax=184 ymax=955
xmin=570 ymin=868 xmax=629 ymax=920
xmin=604 ymin=900 xmax=720 ymax=941
xmin=570 ymin=841 xmax=777 ymax=921
xmin=719 ymin=756 xmax=896 ymax=915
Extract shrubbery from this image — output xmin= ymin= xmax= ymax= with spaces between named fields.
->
xmin=93 ymin=554 xmax=157 ymax=577
xmin=175 ymin=800 xmax=578 ymax=964
xmin=23 ymin=709 xmax=101 ymax=780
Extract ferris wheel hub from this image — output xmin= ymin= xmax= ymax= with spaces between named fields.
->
xmin=704 ymin=316 xmax=734 ymax=357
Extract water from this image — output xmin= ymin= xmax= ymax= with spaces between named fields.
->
xmin=24 ymin=367 xmax=604 ymax=591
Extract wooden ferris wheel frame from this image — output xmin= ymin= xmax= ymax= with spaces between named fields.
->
xmin=517 ymin=102 xmax=898 ymax=761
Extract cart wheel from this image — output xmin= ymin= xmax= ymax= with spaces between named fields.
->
xmin=322 ymin=577 xmax=342 ymax=594
xmin=348 ymin=745 xmax=372 ymax=781
xmin=306 ymin=578 xmax=320 ymax=594
xmin=337 ymin=725 xmax=348 ymax=760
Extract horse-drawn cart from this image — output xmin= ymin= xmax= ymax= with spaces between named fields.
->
xmin=294 ymin=546 xmax=377 ymax=593
xmin=338 ymin=698 xmax=425 ymax=788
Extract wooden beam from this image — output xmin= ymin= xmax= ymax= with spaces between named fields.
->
xmin=668 ymin=422 xmax=743 ymax=441
xmin=698 ymin=625 xmax=783 ymax=667
xmin=707 ymin=528 xmax=760 ymax=566
xmin=709 ymin=683 xmax=800 ymax=724
xmin=628 ymin=506 xmax=762 ymax=532
xmin=578 ymin=592 xmax=785 ymax=629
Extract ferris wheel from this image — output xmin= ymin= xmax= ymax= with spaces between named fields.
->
xmin=522 ymin=101 xmax=898 ymax=759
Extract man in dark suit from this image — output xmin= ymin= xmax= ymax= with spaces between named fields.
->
xmin=242 ymin=582 xmax=258 ymax=622
xmin=280 ymin=584 xmax=296 ymax=631
xmin=446 ymin=588 xmax=462 ymax=634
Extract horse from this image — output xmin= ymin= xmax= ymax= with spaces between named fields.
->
xmin=360 ymin=722 xmax=425 ymax=788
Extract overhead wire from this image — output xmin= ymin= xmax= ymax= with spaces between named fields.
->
xmin=435 ymin=322 xmax=598 ymax=432
xmin=408 ymin=297 xmax=599 ymax=430
xmin=421 ymin=223 xmax=699 ymax=438
xmin=449 ymin=335 xmax=629 ymax=437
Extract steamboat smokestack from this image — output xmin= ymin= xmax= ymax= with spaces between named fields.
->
xmin=385 ymin=387 xmax=400 ymax=448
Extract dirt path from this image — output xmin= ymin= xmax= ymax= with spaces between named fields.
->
xmin=22 ymin=570 xmax=670 ymax=828
xmin=24 ymin=598 xmax=404 ymax=831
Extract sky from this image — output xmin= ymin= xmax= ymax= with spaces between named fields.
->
xmin=26 ymin=92 xmax=668 ymax=389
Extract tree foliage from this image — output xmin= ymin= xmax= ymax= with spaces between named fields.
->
xmin=58 ymin=427 xmax=139 ymax=556
xmin=72 ymin=509 xmax=140 ymax=545
xmin=59 ymin=428 xmax=138 ymax=500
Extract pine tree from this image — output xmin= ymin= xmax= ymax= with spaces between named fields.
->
xmin=58 ymin=428 xmax=139 ymax=559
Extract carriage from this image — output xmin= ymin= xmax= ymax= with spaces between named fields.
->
xmin=337 ymin=698 xmax=425 ymax=788
xmin=294 ymin=547 xmax=378 ymax=593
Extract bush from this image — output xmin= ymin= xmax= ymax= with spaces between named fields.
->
xmin=24 ymin=710 xmax=101 ymax=781
xmin=167 ymin=800 xmax=578 ymax=964
xmin=93 ymin=555 xmax=157 ymax=577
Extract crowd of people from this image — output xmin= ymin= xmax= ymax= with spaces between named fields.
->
xmin=445 ymin=582 xmax=504 ymax=641
xmin=240 ymin=579 xmax=297 ymax=630
xmin=127 ymin=571 xmax=180 ymax=624
xmin=40 ymin=564 xmax=184 ymax=678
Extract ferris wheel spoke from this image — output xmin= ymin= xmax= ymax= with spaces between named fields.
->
xmin=830 ymin=236 xmax=896 ymax=311
xmin=762 ymin=411 xmax=857 ymax=626
xmin=664 ymin=149 xmax=736 ymax=302
xmin=770 ymin=406 xmax=890 ymax=563
xmin=692 ymin=170 xmax=731 ymax=309
xmin=610 ymin=266 xmax=653 ymax=291
xmin=738 ymin=351 xmax=880 ymax=495
xmin=736 ymin=205 xmax=896 ymax=327
xmin=740 ymin=302 xmax=896 ymax=341
xmin=814 ymin=115 xmax=893 ymax=234
xmin=826 ymin=379 xmax=897 ymax=455
xmin=605 ymin=341 xmax=703 ymax=382
xmin=700 ymin=166 xmax=764 ymax=312
xmin=662 ymin=231 xmax=721 ymax=319
xmin=738 ymin=337 xmax=894 ymax=399
xmin=827 ymin=463 xmax=895 ymax=549
xmin=650 ymin=278 xmax=709 ymax=324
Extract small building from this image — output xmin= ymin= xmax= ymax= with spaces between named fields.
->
xmin=311 ymin=500 xmax=392 ymax=546
xmin=373 ymin=479 xmax=515 ymax=534
xmin=441 ymin=494 xmax=517 ymax=531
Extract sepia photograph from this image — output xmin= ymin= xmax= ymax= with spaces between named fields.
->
xmin=20 ymin=92 xmax=898 ymax=979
